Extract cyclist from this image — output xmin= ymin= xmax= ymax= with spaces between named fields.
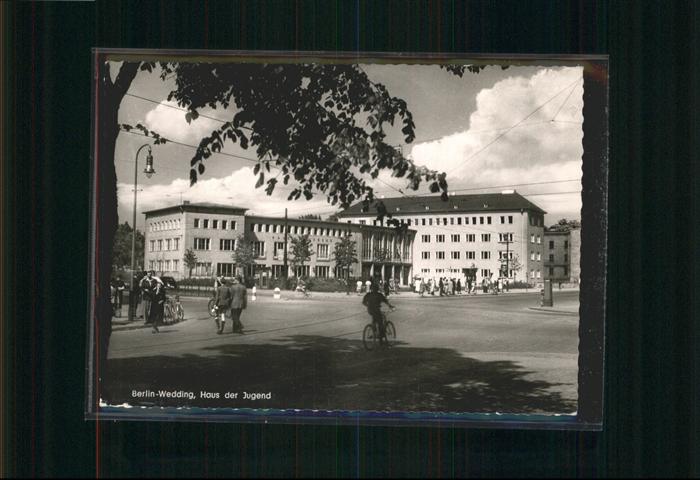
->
xmin=296 ymin=277 xmax=308 ymax=296
xmin=362 ymin=283 xmax=395 ymax=346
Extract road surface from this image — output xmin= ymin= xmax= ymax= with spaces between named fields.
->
xmin=104 ymin=290 xmax=579 ymax=415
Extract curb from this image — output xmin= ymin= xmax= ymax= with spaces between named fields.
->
xmin=111 ymin=315 xmax=206 ymax=332
xmin=527 ymin=307 xmax=579 ymax=316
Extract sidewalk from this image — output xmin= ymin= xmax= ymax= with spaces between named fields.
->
xmin=110 ymin=314 xmax=200 ymax=332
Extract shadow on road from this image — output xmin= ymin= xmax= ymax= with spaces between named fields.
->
xmin=103 ymin=335 xmax=576 ymax=415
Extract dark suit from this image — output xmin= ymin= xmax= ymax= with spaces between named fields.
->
xmin=229 ymin=283 xmax=247 ymax=333
xmin=140 ymin=276 xmax=156 ymax=323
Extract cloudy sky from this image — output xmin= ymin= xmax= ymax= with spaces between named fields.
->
xmin=111 ymin=61 xmax=583 ymax=231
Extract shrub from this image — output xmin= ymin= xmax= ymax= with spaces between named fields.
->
xmin=269 ymin=277 xmax=297 ymax=290
xmin=178 ymin=277 xmax=214 ymax=287
xmin=306 ymin=278 xmax=347 ymax=292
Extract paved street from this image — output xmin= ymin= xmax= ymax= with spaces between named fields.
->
xmin=104 ymin=290 xmax=579 ymax=415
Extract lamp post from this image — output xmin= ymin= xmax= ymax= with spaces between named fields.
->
xmin=128 ymin=144 xmax=156 ymax=322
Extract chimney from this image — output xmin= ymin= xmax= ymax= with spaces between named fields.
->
xmin=183 ymin=200 xmax=190 ymax=205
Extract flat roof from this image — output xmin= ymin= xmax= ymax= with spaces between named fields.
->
xmin=143 ymin=202 xmax=248 ymax=216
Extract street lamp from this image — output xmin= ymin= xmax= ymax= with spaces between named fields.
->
xmin=129 ymin=144 xmax=156 ymax=322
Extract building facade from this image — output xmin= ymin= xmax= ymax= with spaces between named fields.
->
xmin=143 ymin=202 xmax=416 ymax=286
xmin=543 ymin=227 xmax=581 ymax=284
xmin=337 ymin=191 xmax=547 ymax=286
xmin=143 ymin=202 xmax=247 ymax=279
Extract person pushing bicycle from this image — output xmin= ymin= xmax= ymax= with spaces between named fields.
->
xmin=362 ymin=283 xmax=395 ymax=345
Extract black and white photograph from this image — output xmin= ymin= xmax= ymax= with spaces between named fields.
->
xmin=88 ymin=51 xmax=607 ymax=427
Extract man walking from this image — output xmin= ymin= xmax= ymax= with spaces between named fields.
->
xmin=214 ymin=277 xmax=233 ymax=335
xmin=229 ymin=275 xmax=248 ymax=334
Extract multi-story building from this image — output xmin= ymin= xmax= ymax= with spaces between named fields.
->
xmin=143 ymin=202 xmax=416 ymax=287
xmin=143 ymin=202 xmax=247 ymax=279
xmin=543 ymin=227 xmax=581 ymax=284
xmin=337 ymin=191 xmax=547 ymax=286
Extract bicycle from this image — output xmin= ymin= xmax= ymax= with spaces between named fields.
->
xmin=362 ymin=309 xmax=396 ymax=350
xmin=207 ymin=295 xmax=218 ymax=318
xmin=163 ymin=294 xmax=185 ymax=325
xmin=295 ymin=285 xmax=311 ymax=297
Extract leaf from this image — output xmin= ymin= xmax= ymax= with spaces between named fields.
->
xmin=253 ymin=163 xmax=260 ymax=175
xmin=198 ymin=163 xmax=205 ymax=175
xmin=429 ymin=181 xmax=440 ymax=193
xmin=185 ymin=112 xmax=192 ymax=124
xmin=255 ymin=172 xmax=264 ymax=188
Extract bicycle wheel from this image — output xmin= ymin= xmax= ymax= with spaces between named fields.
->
xmin=384 ymin=320 xmax=396 ymax=346
xmin=362 ymin=324 xmax=377 ymax=351
xmin=163 ymin=303 xmax=174 ymax=325
xmin=176 ymin=304 xmax=185 ymax=321
xmin=208 ymin=298 xmax=217 ymax=317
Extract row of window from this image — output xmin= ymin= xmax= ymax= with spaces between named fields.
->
xmin=548 ymin=240 xmax=570 ymax=249
xmin=530 ymin=251 xmax=542 ymax=261
xmin=420 ymin=233 xmax=514 ymax=243
xmin=149 ymin=238 xmax=181 ymax=252
xmin=148 ymin=259 xmax=180 ymax=272
xmin=546 ymin=253 xmax=570 ymax=263
xmin=193 ymin=218 xmax=238 ymax=230
xmin=419 ymin=268 xmax=523 ymax=278
xmin=250 ymin=223 xmax=350 ymax=237
xmin=355 ymin=215 xmax=515 ymax=227
xmin=211 ymin=263 xmax=341 ymax=279
xmin=150 ymin=219 xmax=182 ymax=232
xmin=193 ymin=238 xmax=332 ymax=260
xmin=530 ymin=234 xmax=542 ymax=244
xmin=420 ymin=251 xmax=495 ymax=260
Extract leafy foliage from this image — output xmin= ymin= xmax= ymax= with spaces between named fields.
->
xmin=333 ymin=235 xmax=358 ymax=273
xmin=298 ymin=214 xmax=322 ymax=220
xmin=124 ymin=62 xmax=453 ymax=215
xmin=111 ymin=222 xmax=144 ymax=269
xmin=548 ymin=218 xmax=581 ymax=232
xmin=500 ymin=254 xmax=523 ymax=279
xmin=289 ymin=234 xmax=314 ymax=267
xmin=183 ymin=248 xmax=198 ymax=278
xmin=232 ymin=235 xmax=257 ymax=270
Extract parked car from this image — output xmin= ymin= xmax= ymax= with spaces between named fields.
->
xmin=159 ymin=276 xmax=178 ymax=290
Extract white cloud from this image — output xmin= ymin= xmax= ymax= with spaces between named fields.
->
xmin=118 ymin=167 xmax=336 ymax=225
xmin=143 ymin=101 xmax=220 ymax=144
xmin=405 ymin=66 xmax=584 ymax=220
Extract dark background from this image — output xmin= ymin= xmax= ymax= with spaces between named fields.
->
xmin=2 ymin=0 xmax=698 ymax=477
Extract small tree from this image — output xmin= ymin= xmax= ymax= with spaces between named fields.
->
xmin=232 ymin=235 xmax=257 ymax=278
xmin=111 ymin=222 xmax=144 ymax=269
xmin=333 ymin=235 xmax=358 ymax=280
xmin=501 ymin=254 xmax=523 ymax=283
xmin=183 ymin=248 xmax=197 ymax=278
xmin=290 ymin=234 xmax=314 ymax=277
